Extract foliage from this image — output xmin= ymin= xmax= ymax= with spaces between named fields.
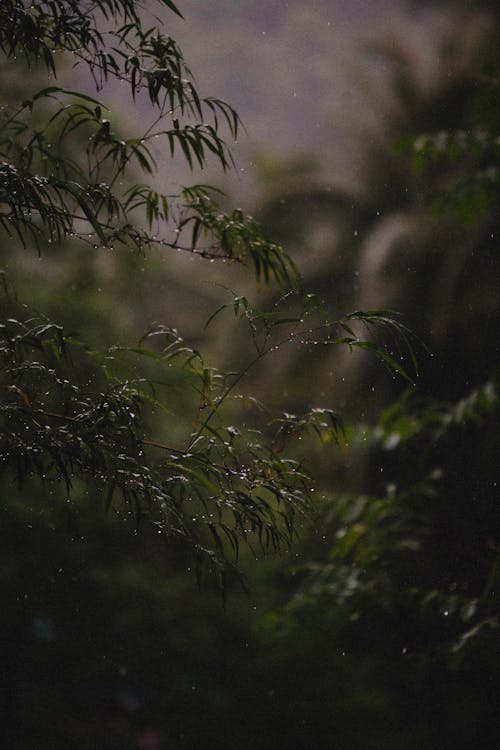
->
xmin=0 ymin=303 xmax=309 ymax=576
xmin=0 ymin=1 xmax=295 ymax=285
xmin=5 ymin=3 xmax=499 ymax=749
xmin=0 ymin=1 xmax=415 ymax=584
xmin=0 ymin=0 xmax=306 ymax=580
xmin=276 ymin=22 xmax=500 ymax=686
xmin=288 ymin=377 xmax=500 ymax=655
xmin=241 ymin=14 xmax=500 ymax=748
xmin=406 ymin=66 xmax=500 ymax=224
xmin=0 ymin=8 xmax=422 ymax=747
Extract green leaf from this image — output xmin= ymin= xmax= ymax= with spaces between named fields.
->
xmin=159 ymin=1 xmax=184 ymax=19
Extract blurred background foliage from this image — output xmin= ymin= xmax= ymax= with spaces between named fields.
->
xmin=1 ymin=1 xmax=499 ymax=748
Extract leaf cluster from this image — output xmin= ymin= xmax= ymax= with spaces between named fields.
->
xmin=0 ymin=1 xmax=297 ymax=283
xmin=0 ymin=297 xmax=325 ymax=580
xmin=287 ymin=378 xmax=500 ymax=660
xmin=401 ymin=66 xmax=500 ymax=224
xmin=0 ymin=1 xmax=417 ymax=581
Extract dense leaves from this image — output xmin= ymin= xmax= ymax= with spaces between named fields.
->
xmin=0 ymin=1 xmax=295 ymax=282
xmin=0 ymin=0 xmax=324 ymax=578
xmin=0 ymin=302 xmax=313 ymax=579
xmin=288 ymin=377 xmax=500 ymax=657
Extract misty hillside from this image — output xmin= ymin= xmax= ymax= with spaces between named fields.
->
xmin=159 ymin=0 xmax=448 ymax=194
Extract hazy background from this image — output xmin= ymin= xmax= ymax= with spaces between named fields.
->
xmin=151 ymin=0 xmax=450 ymax=195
